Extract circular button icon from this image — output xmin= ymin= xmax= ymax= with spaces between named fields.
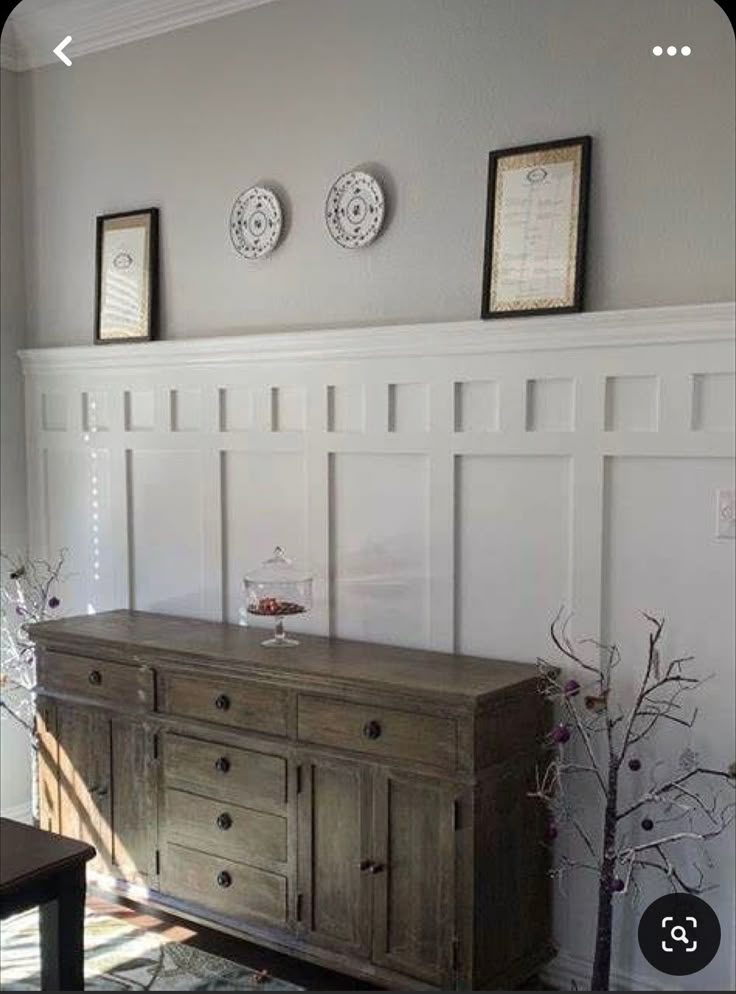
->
xmin=638 ymin=893 xmax=720 ymax=976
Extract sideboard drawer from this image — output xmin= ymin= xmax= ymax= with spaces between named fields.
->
xmin=38 ymin=651 xmax=154 ymax=712
xmin=166 ymin=788 xmax=287 ymax=865
xmin=163 ymin=733 xmax=287 ymax=815
xmin=161 ymin=673 xmax=288 ymax=737
xmin=297 ymin=695 xmax=456 ymax=770
xmin=162 ymin=843 xmax=287 ymax=925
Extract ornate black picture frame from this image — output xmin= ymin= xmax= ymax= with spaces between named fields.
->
xmin=94 ymin=208 xmax=159 ymax=344
xmin=481 ymin=136 xmax=591 ymax=319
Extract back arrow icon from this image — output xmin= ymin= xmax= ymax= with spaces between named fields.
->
xmin=53 ymin=36 xmax=72 ymax=66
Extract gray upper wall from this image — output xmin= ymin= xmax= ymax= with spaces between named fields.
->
xmin=15 ymin=0 xmax=736 ymax=347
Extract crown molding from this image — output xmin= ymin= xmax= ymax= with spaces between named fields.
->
xmin=2 ymin=0 xmax=278 ymax=71
xmin=19 ymin=303 xmax=736 ymax=376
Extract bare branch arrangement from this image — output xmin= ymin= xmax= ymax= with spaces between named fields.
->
xmin=533 ymin=611 xmax=735 ymax=991
xmin=1 ymin=551 xmax=67 ymax=794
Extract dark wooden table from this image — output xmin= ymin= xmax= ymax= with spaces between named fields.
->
xmin=0 ymin=817 xmax=95 ymax=990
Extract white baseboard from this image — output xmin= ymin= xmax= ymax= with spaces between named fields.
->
xmin=542 ymin=948 xmax=670 ymax=992
xmin=0 ymin=801 xmax=33 ymax=824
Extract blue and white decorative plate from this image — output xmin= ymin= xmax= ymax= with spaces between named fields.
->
xmin=229 ymin=186 xmax=283 ymax=259
xmin=325 ymin=170 xmax=385 ymax=249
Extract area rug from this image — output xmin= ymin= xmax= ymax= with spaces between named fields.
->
xmin=0 ymin=905 xmax=303 ymax=991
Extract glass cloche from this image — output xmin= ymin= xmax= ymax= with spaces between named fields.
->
xmin=243 ymin=546 xmax=312 ymax=646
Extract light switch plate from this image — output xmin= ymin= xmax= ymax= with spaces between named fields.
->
xmin=716 ymin=489 xmax=735 ymax=539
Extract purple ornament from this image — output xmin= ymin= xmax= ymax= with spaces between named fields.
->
xmin=551 ymin=723 xmax=571 ymax=744
xmin=563 ymin=678 xmax=581 ymax=697
xmin=611 ymin=878 xmax=625 ymax=892
xmin=641 ymin=817 xmax=654 ymax=832
xmin=15 ymin=605 xmax=25 ymax=616
xmin=48 ymin=596 xmax=60 ymax=609
xmin=628 ymin=758 xmax=641 ymax=771
xmin=544 ymin=822 xmax=558 ymax=842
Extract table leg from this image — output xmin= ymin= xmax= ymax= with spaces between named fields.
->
xmin=39 ymin=864 xmax=87 ymax=991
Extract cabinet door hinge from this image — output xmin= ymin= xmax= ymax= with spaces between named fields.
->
xmin=155 ymin=849 xmax=161 ymax=875
xmin=152 ymin=732 xmax=159 ymax=760
xmin=296 ymin=892 xmax=303 ymax=921
xmin=453 ymin=798 xmax=461 ymax=831
xmin=451 ymin=935 xmax=459 ymax=972
xmin=296 ymin=764 xmax=303 ymax=794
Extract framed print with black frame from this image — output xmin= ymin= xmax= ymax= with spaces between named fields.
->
xmin=481 ymin=136 xmax=591 ymax=319
xmin=94 ymin=208 xmax=159 ymax=344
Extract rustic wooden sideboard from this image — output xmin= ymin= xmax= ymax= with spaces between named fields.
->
xmin=30 ymin=610 xmax=551 ymax=991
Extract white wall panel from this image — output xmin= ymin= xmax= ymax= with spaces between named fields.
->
xmin=20 ymin=303 xmax=736 ymax=992
xmin=331 ymin=453 xmax=429 ymax=648
xmin=43 ymin=447 xmax=113 ymax=615
xmin=222 ymin=450 xmax=307 ymax=629
xmin=602 ymin=456 xmax=736 ymax=991
xmin=456 ymin=455 xmax=571 ymax=660
xmin=128 ymin=449 xmax=204 ymax=616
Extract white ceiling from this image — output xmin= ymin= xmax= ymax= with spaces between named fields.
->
xmin=1 ymin=0 xmax=280 ymax=71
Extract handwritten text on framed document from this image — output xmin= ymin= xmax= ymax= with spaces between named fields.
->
xmin=481 ymin=137 xmax=591 ymax=318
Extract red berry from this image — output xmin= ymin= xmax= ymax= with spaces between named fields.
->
xmin=628 ymin=758 xmax=641 ymax=771
xmin=641 ymin=818 xmax=654 ymax=831
xmin=611 ymin=878 xmax=625 ymax=892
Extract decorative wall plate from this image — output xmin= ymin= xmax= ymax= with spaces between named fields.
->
xmin=325 ymin=170 xmax=385 ymax=248
xmin=229 ymin=186 xmax=283 ymax=259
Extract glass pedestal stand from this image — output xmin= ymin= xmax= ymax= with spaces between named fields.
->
xmin=261 ymin=615 xmax=300 ymax=647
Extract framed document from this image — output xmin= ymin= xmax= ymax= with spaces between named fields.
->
xmin=94 ymin=208 xmax=159 ymax=343
xmin=481 ymin=136 xmax=591 ymax=319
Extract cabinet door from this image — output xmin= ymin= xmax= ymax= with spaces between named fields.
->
xmin=371 ymin=769 xmax=456 ymax=986
xmin=297 ymin=756 xmax=372 ymax=957
xmin=36 ymin=697 xmax=60 ymax=833
xmin=110 ymin=717 xmax=157 ymax=884
xmin=56 ymin=704 xmax=113 ymax=875
xmin=53 ymin=704 xmax=156 ymax=884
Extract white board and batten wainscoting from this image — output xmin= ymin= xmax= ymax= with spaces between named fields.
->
xmin=20 ymin=301 xmax=736 ymax=992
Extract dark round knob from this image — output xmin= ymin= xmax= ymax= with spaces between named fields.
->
xmin=214 ymin=694 xmax=230 ymax=711
xmin=216 ymin=812 xmax=233 ymax=831
xmin=214 ymin=756 xmax=231 ymax=774
xmin=359 ymin=859 xmax=374 ymax=872
xmin=363 ymin=720 xmax=382 ymax=740
xmin=88 ymin=670 xmax=102 ymax=686
xmin=216 ymin=871 xmax=232 ymax=888
xmin=368 ymin=862 xmax=385 ymax=875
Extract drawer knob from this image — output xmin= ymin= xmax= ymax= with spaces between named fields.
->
xmin=216 ymin=812 xmax=233 ymax=831
xmin=368 ymin=862 xmax=385 ymax=875
xmin=359 ymin=859 xmax=374 ymax=872
xmin=88 ymin=670 xmax=102 ymax=686
xmin=214 ymin=693 xmax=231 ymax=711
xmin=216 ymin=870 xmax=232 ymax=888
xmin=214 ymin=756 xmax=231 ymax=774
xmin=363 ymin=720 xmax=382 ymax=740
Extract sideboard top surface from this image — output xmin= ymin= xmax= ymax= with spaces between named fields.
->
xmin=30 ymin=610 xmax=537 ymax=707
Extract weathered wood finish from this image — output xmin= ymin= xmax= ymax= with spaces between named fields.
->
xmin=297 ymin=694 xmax=456 ymax=771
xmin=162 ymin=843 xmax=288 ymax=925
xmin=298 ymin=756 xmax=373 ymax=958
xmin=39 ymin=650 xmax=154 ymax=712
xmin=56 ymin=704 xmax=112 ymax=876
xmin=110 ymin=718 xmax=157 ymax=884
xmin=166 ymin=789 xmax=288 ymax=866
xmin=163 ymin=733 xmax=287 ymax=815
xmin=31 ymin=609 xmax=549 ymax=991
xmin=161 ymin=672 xmax=289 ymax=737
xmin=371 ymin=770 xmax=456 ymax=986
xmin=36 ymin=698 xmax=60 ymax=834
